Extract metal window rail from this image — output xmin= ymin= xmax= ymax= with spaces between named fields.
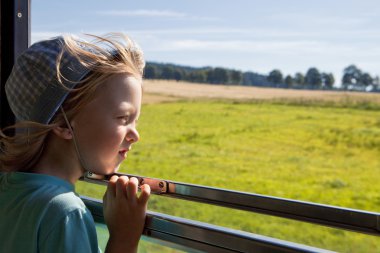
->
xmin=82 ymin=172 xmax=380 ymax=237
xmin=82 ymin=196 xmax=334 ymax=253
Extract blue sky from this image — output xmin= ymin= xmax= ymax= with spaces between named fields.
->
xmin=32 ymin=0 xmax=380 ymax=85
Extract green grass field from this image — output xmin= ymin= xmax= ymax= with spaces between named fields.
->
xmin=77 ymin=99 xmax=380 ymax=252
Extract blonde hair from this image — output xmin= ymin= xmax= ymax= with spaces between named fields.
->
xmin=0 ymin=33 xmax=145 ymax=172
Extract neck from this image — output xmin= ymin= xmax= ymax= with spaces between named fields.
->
xmin=31 ymin=135 xmax=84 ymax=185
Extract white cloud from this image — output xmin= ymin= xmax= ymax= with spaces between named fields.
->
xmin=117 ymin=27 xmax=380 ymax=42
xmin=270 ymin=12 xmax=372 ymax=28
xmin=121 ymin=27 xmax=307 ymax=37
xmin=312 ymin=16 xmax=369 ymax=26
xmin=148 ymin=39 xmax=343 ymax=55
xmin=97 ymin=9 xmax=187 ymax=18
xmin=96 ymin=9 xmax=218 ymax=21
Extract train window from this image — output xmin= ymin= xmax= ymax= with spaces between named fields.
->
xmin=30 ymin=1 xmax=380 ymax=252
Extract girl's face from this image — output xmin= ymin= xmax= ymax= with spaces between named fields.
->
xmin=71 ymin=73 xmax=142 ymax=175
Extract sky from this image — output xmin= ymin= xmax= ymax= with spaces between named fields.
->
xmin=32 ymin=0 xmax=380 ymax=85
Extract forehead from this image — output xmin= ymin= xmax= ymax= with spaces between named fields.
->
xmin=94 ymin=74 xmax=142 ymax=109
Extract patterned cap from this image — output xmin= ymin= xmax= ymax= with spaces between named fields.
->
xmin=5 ymin=37 xmax=91 ymax=124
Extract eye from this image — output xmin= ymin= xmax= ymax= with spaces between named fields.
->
xmin=118 ymin=115 xmax=130 ymax=124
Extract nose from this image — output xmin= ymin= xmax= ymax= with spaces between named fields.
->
xmin=125 ymin=126 xmax=140 ymax=143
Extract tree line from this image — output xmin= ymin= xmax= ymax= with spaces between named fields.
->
xmin=144 ymin=62 xmax=380 ymax=92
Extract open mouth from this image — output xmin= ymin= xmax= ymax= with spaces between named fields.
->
xmin=118 ymin=149 xmax=128 ymax=158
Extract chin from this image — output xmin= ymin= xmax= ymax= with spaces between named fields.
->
xmin=108 ymin=165 xmax=120 ymax=175
xmin=91 ymin=164 xmax=119 ymax=176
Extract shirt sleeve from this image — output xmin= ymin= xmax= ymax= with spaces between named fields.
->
xmin=39 ymin=208 xmax=101 ymax=253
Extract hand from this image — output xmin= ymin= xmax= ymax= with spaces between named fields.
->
xmin=103 ymin=175 xmax=150 ymax=253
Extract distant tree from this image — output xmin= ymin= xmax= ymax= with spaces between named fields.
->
xmin=374 ymin=76 xmax=380 ymax=90
xmin=267 ymin=69 xmax=283 ymax=84
xmin=284 ymin=75 xmax=293 ymax=87
xmin=305 ymin=67 xmax=322 ymax=88
xmin=173 ymin=69 xmax=183 ymax=81
xmin=242 ymin=72 xmax=272 ymax=86
xmin=207 ymin=68 xmax=228 ymax=84
xmin=242 ymin=71 xmax=262 ymax=86
xmin=187 ymin=72 xmax=195 ymax=82
xmin=242 ymin=72 xmax=257 ymax=86
xmin=342 ymin=65 xmax=362 ymax=89
xmin=199 ymin=71 xmax=208 ymax=83
xmin=206 ymin=69 xmax=215 ymax=83
xmin=161 ymin=66 xmax=174 ymax=79
xmin=229 ymin=70 xmax=242 ymax=85
xmin=328 ymin=73 xmax=335 ymax=87
xmin=321 ymin=73 xmax=335 ymax=89
xmin=294 ymin=72 xmax=305 ymax=86
xmin=144 ymin=65 xmax=157 ymax=79
xmin=189 ymin=71 xmax=207 ymax=83
xmin=214 ymin=67 xmax=228 ymax=84
xmin=360 ymin=72 xmax=373 ymax=86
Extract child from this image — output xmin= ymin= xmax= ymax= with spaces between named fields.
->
xmin=0 ymin=33 xmax=150 ymax=253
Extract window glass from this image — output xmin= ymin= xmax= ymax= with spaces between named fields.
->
xmin=33 ymin=1 xmax=380 ymax=252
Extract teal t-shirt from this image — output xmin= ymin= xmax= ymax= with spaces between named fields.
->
xmin=0 ymin=172 xmax=100 ymax=253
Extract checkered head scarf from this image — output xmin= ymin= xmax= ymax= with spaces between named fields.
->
xmin=5 ymin=36 xmax=93 ymax=124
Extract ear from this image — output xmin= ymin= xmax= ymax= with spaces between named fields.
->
xmin=52 ymin=126 xmax=73 ymax=140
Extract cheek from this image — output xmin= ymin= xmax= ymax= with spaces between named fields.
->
xmin=98 ymin=126 xmax=126 ymax=149
xmin=78 ymin=122 xmax=122 ymax=151
xmin=108 ymin=127 xmax=126 ymax=145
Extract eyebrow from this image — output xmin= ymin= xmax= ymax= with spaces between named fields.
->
xmin=118 ymin=102 xmax=135 ymax=112
xmin=117 ymin=106 xmax=140 ymax=122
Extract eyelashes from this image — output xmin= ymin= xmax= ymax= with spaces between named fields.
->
xmin=118 ymin=115 xmax=138 ymax=126
xmin=117 ymin=115 xmax=129 ymax=124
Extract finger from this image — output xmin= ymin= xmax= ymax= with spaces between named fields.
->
xmin=138 ymin=184 xmax=151 ymax=205
xmin=116 ymin=176 xmax=129 ymax=199
xmin=106 ymin=175 xmax=119 ymax=198
xmin=109 ymin=175 xmax=119 ymax=185
xmin=126 ymin=177 xmax=139 ymax=201
xmin=119 ymin=175 xmax=130 ymax=196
